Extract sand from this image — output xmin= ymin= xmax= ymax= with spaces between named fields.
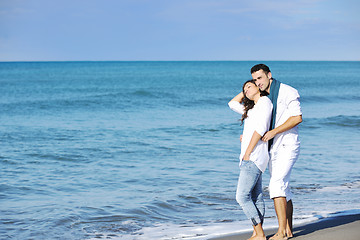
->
xmin=209 ymin=213 xmax=360 ymax=240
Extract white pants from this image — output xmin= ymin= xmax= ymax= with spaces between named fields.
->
xmin=269 ymin=143 xmax=300 ymax=201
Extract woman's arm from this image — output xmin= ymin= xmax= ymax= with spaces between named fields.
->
xmin=243 ymin=97 xmax=273 ymax=160
xmin=243 ymin=131 xmax=262 ymax=160
xmin=229 ymin=92 xmax=244 ymax=103
xmin=228 ymin=92 xmax=245 ymax=115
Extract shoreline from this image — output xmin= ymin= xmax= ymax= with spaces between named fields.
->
xmin=209 ymin=213 xmax=360 ymax=240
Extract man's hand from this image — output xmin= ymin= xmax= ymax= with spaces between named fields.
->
xmin=262 ymin=130 xmax=276 ymax=142
xmin=262 ymin=115 xmax=302 ymax=142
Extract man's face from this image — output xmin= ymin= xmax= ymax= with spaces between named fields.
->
xmin=251 ymin=70 xmax=272 ymax=92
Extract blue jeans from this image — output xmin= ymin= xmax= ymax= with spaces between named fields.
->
xmin=236 ymin=160 xmax=265 ymax=226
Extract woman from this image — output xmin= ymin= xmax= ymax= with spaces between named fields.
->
xmin=228 ymin=80 xmax=273 ymax=240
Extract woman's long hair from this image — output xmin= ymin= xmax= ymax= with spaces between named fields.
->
xmin=240 ymin=79 xmax=266 ymax=125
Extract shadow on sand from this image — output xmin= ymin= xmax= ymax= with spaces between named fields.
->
xmin=291 ymin=213 xmax=360 ymax=238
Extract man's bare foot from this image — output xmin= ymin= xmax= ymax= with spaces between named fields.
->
xmin=286 ymin=225 xmax=293 ymax=238
xmin=269 ymin=232 xmax=288 ymax=240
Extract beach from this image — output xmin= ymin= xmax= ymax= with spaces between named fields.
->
xmin=210 ymin=213 xmax=360 ymax=240
xmin=1 ymin=61 xmax=360 ymax=239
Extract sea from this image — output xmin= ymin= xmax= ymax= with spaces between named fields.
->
xmin=1 ymin=61 xmax=360 ymax=240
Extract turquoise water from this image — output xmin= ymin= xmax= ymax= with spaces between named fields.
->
xmin=1 ymin=61 xmax=360 ymax=239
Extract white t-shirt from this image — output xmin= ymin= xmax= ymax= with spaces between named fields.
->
xmin=228 ymin=96 xmax=273 ymax=172
xmin=271 ymin=83 xmax=302 ymax=152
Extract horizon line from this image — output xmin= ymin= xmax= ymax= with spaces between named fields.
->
xmin=1 ymin=60 xmax=359 ymax=63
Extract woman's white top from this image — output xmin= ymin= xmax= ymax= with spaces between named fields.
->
xmin=228 ymin=96 xmax=273 ymax=172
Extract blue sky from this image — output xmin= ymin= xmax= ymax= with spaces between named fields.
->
xmin=0 ymin=0 xmax=359 ymax=61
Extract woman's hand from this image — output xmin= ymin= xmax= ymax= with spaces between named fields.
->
xmin=242 ymin=154 xmax=250 ymax=161
xmin=230 ymin=92 xmax=244 ymax=103
xmin=239 ymin=134 xmax=243 ymax=142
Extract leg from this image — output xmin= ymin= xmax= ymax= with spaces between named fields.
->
xmin=253 ymin=173 xmax=265 ymax=224
xmin=247 ymin=175 xmax=266 ymax=240
xmin=249 ymin=223 xmax=266 ymax=240
xmin=271 ymin=199 xmax=293 ymax=239
xmin=251 ymin=173 xmax=265 ymax=238
xmin=286 ymin=200 xmax=293 ymax=238
xmin=268 ymin=146 xmax=299 ymax=240
xmin=236 ymin=161 xmax=264 ymax=238
xmin=269 ymin=197 xmax=287 ymax=240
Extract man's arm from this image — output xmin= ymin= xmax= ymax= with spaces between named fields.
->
xmin=262 ymin=115 xmax=302 ymax=142
xmin=243 ymin=131 xmax=262 ymax=160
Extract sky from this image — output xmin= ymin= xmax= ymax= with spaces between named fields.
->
xmin=0 ymin=0 xmax=359 ymax=61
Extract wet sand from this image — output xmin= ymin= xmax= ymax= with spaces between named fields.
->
xmin=209 ymin=213 xmax=360 ymax=240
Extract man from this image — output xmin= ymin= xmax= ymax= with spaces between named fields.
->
xmin=251 ymin=64 xmax=302 ymax=240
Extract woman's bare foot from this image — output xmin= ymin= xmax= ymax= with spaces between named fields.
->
xmin=269 ymin=232 xmax=288 ymax=240
xmin=248 ymin=235 xmax=266 ymax=240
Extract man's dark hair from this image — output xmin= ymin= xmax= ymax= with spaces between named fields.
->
xmin=251 ymin=64 xmax=271 ymax=74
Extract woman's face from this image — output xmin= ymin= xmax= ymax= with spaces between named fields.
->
xmin=243 ymin=82 xmax=259 ymax=100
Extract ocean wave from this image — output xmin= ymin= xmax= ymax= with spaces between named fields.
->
xmin=323 ymin=115 xmax=360 ymax=127
xmin=131 ymin=90 xmax=156 ymax=97
xmin=0 ymin=183 xmax=55 ymax=198
xmin=317 ymin=180 xmax=360 ymax=192
xmin=301 ymin=95 xmax=332 ymax=103
xmin=0 ymin=89 xmax=183 ymax=114
xmin=291 ymin=183 xmax=322 ymax=195
xmin=86 ymin=209 xmax=360 ymax=240
xmin=0 ymin=98 xmax=125 ymax=114
xmin=303 ymin=115 xmax=360 ymax=129
xmin=301 ymin=94 xmax=360 ymax=103
xmin=25 ymin=152 xmax=89 ymax=162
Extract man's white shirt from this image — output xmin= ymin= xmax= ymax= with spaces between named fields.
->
xmin=271 ymin=83 xmax=302 ymax=153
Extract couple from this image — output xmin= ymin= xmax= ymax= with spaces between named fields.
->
xmin=228 ymin=64 xmax=302 ymax=240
